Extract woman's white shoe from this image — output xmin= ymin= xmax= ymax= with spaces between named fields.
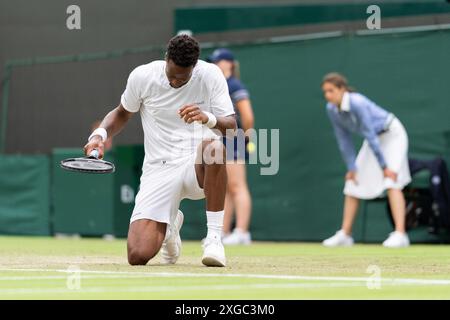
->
xmin=382 ymin=231 xmax=410 ymax=248
xmin=322 ymin=230 xmax=354 ymax=247
xmin=222 ymin=229 xmax=252 ymax=245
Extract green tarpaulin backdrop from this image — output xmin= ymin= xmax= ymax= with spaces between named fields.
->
xmin=1 ymin=29 xmax=449 ymax=241
xmin=0 ymin=155 xmax=50 ymax=235
xmin=181 ymin=29 xmax=450 ymax=242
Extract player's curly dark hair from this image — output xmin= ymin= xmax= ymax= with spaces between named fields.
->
xmin=166 ymin=34 xmax=200 ymax=67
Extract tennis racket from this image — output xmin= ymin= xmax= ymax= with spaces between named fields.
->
xmin=60 ymin=149 xmax=115 ymax=174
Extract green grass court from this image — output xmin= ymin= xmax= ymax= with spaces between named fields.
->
xmin=1 ymin=236 xmax=450 ymax=299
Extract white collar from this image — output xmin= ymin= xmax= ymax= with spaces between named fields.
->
xmin=340 ymin=91 xmax=350 ymax=112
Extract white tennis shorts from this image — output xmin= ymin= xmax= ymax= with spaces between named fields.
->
xmin=130 ymin=151 xmax=205 ymax=226
xmin=344 ymin=117 xmax=411 ymax=199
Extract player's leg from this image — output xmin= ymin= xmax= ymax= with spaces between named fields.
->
xmin=341 ymin=195 xmax=359 ymax=235
xmin=381 ymin=120 xmax=410 ymax=247
xmin=228 ymin=163 xmax=251 ymax=232
xmin=383 ymin=188 xmax=409 ymax=248
xmin=195 ymin=139 xmax=228 ymax=266
xmin=127 ymin=219 xmax=167 ymax=265
xmin=387 ymin=188 xmax=406 ymax=233
xmin=323 ymin=195 xmax=357 ymax=247
xmin=223 ymin=190 xmax=234 ymax=235
xmin=196 ymin=139 xmax=227 ymax=210
xmin=222 ymin=162 xmax=252 ymax=245
xmin=128 ymin=159 xmax=185 ymax=265
xmin=222 ymin=136 xmax=235 ymax=237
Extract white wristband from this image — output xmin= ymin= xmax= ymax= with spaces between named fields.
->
xmin=203 ymin=111 xmax=217 ymax=129
xmin=88 ymin=127 xmax=107 ymax=142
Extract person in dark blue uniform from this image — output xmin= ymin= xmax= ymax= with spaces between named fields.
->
xmin=208 ymin=48 xmax=255 ymax=245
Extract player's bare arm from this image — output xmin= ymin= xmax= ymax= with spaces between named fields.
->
xmin=235 ymin=99 xmax=254 ymax=132
xmin=178 ymin=104 xmax=237 ymax=135
xmin=83 ymin=104 xmax=133 ymax=158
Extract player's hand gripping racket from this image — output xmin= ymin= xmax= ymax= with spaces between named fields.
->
xmin=60 ymin=149 xmax=115 ymax=174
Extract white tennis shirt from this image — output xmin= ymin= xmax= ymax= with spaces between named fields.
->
xmin=121 ymin=60 xmax=235 ymax=166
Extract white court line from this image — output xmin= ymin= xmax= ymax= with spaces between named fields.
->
xmin=1 ymin=268 xmax=450 ymax=286
xmin=0 ymin=283 xmax=364 ymax=295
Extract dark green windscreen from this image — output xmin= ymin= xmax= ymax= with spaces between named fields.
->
xmin=181 ymin=29 xmax=450 ymax=242
xmin=175 ymin=2 xmax=450 ymax=33
xmin=0 ymin=155 xmax=50 ymax=235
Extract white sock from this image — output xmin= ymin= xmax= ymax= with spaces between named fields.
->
xmin=206 ymin=210 xmax=224 ymax=241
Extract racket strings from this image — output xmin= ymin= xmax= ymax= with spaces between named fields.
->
xmin=60 ymin=157 xmax=115 ymax=174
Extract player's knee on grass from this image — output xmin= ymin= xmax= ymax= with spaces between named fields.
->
xmin=201 ymin=139 xmax=226 ymax=166
xmin=127 ymin=246 xmax=160 ymax=265
xmin=127 ymin=220 xmax=166 ymax=265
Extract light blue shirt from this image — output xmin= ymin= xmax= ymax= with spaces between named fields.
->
xmin=326 ymin=92 xmax=392 ymax=171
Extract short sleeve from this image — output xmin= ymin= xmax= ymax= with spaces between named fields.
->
xmin=229 ymin=79 xmax=250 ymax=103
xmin=120 ymin=67 xmax=143 ymax=113
xmin=208 ymin=65 xmax=235 ymax=117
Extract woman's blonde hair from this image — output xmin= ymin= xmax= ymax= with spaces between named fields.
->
xmin=232 ymin=60 xmax=240 ymax=79
xmin=322 ymin=72 xmax=356 ymax=92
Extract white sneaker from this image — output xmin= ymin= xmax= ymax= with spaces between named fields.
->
xmin=322 ymin=230 xmax=354 ymax=247
xmin=222 ymin=229 xmax=251 ymax=245
xmin=160 ymin=210 xmax=184 ymax=264
xmin=383 ymin=231 xmax=410 ymax=248
xmin=202 ymin=237 xmax=226 ymax=267
xmin=200 ymin=231 xmax=225 ymax=246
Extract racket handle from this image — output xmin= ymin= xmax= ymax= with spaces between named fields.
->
xmin=89 ymin=149 xmax=99 ymax=159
